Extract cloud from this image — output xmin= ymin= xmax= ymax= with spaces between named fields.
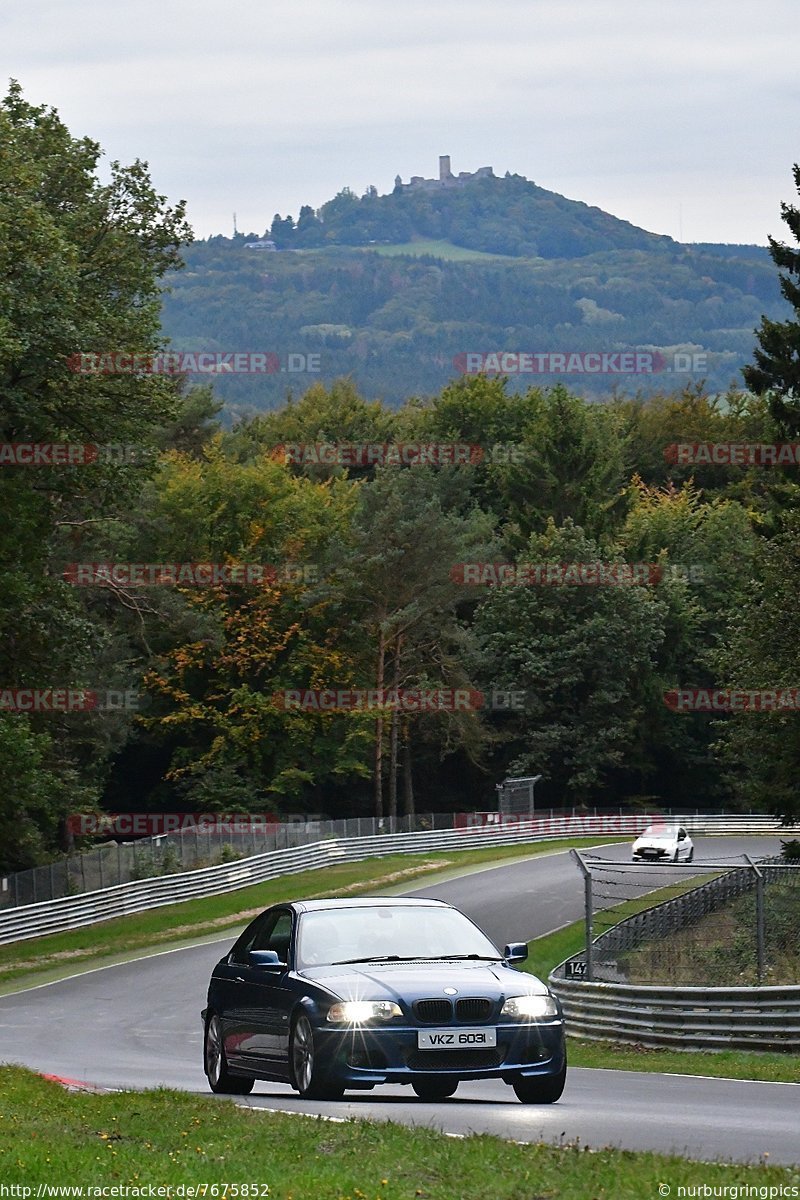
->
xmin=2 ymin=0 xmax=797 ymax=242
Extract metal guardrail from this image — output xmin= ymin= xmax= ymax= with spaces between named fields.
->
xmin=549 ymin=976 xmax=800 ymax=1052
xmin=1 ymin=808 xmax=787 ymax=910
xmin=550 ymin=857 xmax=800 ymax=1051
xmin=0 ymin=811 xmax=788 ymax=946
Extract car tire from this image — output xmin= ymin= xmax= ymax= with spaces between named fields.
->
xmin=687 ymin=847 xmax=694 ymax=862
xmin=512 ymin=1064 xmax=566 ymax=1105
xmin=204 ymin=1014 xmax=254 ymax=1095
xmin=290 ymin=1013 xmax=344 ymax=1101
xmin=411 ymin=1077 xmax=459 ymax=1101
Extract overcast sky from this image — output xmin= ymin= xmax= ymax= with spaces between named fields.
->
xmin=3 ymin=0 xmax=797 ymax=245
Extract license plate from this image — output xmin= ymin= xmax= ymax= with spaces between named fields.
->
xmin=417 ymin=1027 xmax=497 ymax=1050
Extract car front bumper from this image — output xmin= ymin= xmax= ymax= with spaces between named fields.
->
xmin=311 ymin=1019 xmax=566 ymax=1085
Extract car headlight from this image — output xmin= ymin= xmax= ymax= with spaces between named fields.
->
xmin=501 ymin=993 xmax=560 ymax=1019
xmin=327 ymin=1000 xmax=403 ymax=1024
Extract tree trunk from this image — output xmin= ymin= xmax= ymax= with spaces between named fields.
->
xmin=388 ymin=636 xmax=402 ymax=821
xmin=402 ymin=720 xmax=415 ymax=818
xmin=373 ymin=625 xmax=386 ymax=821
xmin=388 ymin=708 xmax=399 ymax=822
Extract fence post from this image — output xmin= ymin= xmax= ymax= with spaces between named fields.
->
xmin=572 ymin=849 xmax=593 ymax=981
xmin=744 ymin=855 xmax=765 ymax=983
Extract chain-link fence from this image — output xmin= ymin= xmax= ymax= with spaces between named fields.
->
xmin=2 ymin=804 xmax=653 ymax=910
xmin=0 ymin=813 xmax=457 ymax=910
xmin=570 ymin=850 xmax=800 ymax=985
xmin=0 ymin=807 xmax=788 ymax=913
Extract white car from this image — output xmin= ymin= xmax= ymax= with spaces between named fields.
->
xmin=631 ymin=823 xmax=694 ymax=863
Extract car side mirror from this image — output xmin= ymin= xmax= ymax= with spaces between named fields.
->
xmin=248 ymin=949 xmax=287 ymax=970
xmin=504 ymin=942 xmax=528 ymax=964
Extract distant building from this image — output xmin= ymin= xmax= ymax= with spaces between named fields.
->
xmin=244 ymin=239 xmax=277 ymax=251
xmin=395 ymin=156 xmax=494 ymax=193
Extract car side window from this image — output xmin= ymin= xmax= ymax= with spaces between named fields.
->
xmin=252 ymin=910 xmax=293 ymax=962
xmin=229 ymin=913 xmax=274 ymax=965
xmin=678 ymin=828 xmax=686 ymax=841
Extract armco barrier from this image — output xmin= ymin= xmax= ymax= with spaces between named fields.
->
xmin=549 ymin=852 xmax=800 ymax=1051
xmin=549 ymin=975 xmax=800 ymax=1052
xmin=0 ymin=812 xmax=788 ymax=946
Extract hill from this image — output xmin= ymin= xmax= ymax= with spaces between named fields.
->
xmin=159 ymin=172 xmax=787 ymax=414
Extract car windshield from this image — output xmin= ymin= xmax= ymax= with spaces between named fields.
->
xmin=296 ymin=905 xmax=501 ymax=968
xmin=641 ymin=824 xmax=679 ymax=838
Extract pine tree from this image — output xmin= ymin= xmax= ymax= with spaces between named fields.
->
xmin=743 ymin=164 xmax=800 ymax=433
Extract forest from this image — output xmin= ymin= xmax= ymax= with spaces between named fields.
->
xmin=3 ymin=84 xmax=800 ymax=873
xmin=161 ymin=228 xmax=785 ymax=410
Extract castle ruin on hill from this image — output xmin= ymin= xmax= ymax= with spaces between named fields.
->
xmin=394 ymin=156 xmax=494 ymax=193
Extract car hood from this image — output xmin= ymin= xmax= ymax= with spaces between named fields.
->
xmin=634 ymin=833 xmax=678 ymax=848
xmin=300 ymin=960 xmax=549 ymax=1002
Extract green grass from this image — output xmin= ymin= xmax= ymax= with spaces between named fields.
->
xmin=523 ymin=898 xmax=800 ymax=1083
xmin=619 ymin=882 xmax=800 ymax=986
xmin=565 ymin=1038 xmax=800 ymax=1082
xmin=522 ymin=873 xmax=720 ymax=982
xmin=1 ymin=1067 xmax=797 ymax=1197
xmin=360 ymin=238 xmax=518 ymax=262
xmin=0 ymin=838 xmax=622 ymax=993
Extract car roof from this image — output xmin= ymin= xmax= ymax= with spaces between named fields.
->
xmin=288 ymin=897 xmax=453 ymax=914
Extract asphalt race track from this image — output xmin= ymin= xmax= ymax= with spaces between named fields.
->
xmin=1 ymin=836 xmax=797 ymax=1165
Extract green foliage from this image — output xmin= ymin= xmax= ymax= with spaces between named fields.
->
xmin=274 ymin=172 xmax=675 ymax=257
xmin=713 ymin=510 xmax=800 ymax=822
xmin=0 ymin=83 xmax=192 ymax=871
xmin=743 ymin=163 xmax=800 ymax=433
xmin=472 ymin=520 xmax=667 ymax=803
xmin=5 ymin=90 xmax=800 ymax=864
xmin=160 ymin=231 xmax=787 ymax=411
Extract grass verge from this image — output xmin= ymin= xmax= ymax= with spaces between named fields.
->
xmin=0 ymin=838 xmax=621 ymax=993
xmin=361 ymin=237 xmax=516 ymax=261
xmin=1 ymin=1067 xmax=796 ymax=1198
xmin=523 ymin=903 xmax=800 ymax=1083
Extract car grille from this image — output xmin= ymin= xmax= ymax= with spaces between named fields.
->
xmin=414 ymin=999 xmax=452 ymax=1023
xmin=407 ymin=1048 xmax=505 ymax=1071
xmin=456 ymin=997 xmax=492 ymax=1022
xmin=347 ymin=1044 xmax=387 ymax=1070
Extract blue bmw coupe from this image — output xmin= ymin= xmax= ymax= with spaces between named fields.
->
xmin=202 ymin=896 xmax=566 ymax=1103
